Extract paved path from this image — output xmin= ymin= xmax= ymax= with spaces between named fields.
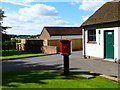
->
xmin=2 ymin=51 xmax=119 ymax=78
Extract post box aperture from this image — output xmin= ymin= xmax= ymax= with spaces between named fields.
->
xmin=60 ymin=39 xmax=72 ymax=55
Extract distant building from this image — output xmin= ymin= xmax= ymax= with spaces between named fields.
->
xmin=40 ymin=27 xmax=82 ymax=40
xmin=81 ymin=0 xmax=120 ymax=62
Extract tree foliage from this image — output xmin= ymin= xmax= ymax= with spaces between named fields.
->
xmin=0 ymin=9 xmax=11 ymax=42
xmin=0 ymin=9 xmax=7 ymax=33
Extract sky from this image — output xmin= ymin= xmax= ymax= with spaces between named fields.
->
xmin=0 ymin=0 xmax=111 ymax=35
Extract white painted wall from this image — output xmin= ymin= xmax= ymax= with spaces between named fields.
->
xmin=82 ymin=29 xmax=85 ymax=56
xmin=118 ymin=27 xmax=120 ymax=60
xmin=84 ymin=27 xmax=120 ymax=60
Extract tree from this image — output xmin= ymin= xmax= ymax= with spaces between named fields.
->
xmin=0 ymin=9 xmax=6 ymax=33
xmin=0 ymin=9 xmax=11 ymax=42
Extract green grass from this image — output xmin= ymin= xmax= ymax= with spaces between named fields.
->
xmin=0 ymin=50 xmax=47 ymax=60
xmin=2 ymin=70 xmax=119 ymax=88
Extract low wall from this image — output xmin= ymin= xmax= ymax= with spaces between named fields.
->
xmin=41 ymin=46 xmax=57 ymax=54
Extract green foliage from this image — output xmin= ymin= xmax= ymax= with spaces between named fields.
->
xmin=0 ymin=9 xmax=5 ymax=21
xmin=0 ymin=9 xmax=11 ymax=44
xmin=7 ymin=34 xmax=40 ymax=38
xmin=2 ymin=71 xmax=118 ymax=88
xmin=0 ymin=9 xmax=11 ymax=33
xmin=11 ymin=39 xmax=20 ymax=43
xmin=2 ymin=33 xmax=11 ymax=42
xmin=2 ymin=39 xmax=19 ymax=46
xmin=2 ymin=39 xmax=20 ymax=50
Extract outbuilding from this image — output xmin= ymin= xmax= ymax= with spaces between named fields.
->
xmin=81 ymin=0 xmax=120 ymax=62
xmin=40 ymin=27 xmax=82 ymax=40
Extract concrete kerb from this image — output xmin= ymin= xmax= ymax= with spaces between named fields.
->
xmin=90 ymin=72 xmax=119 ymax=83
xmin=70 ymin=70 xmax=119 ymax=83
xmin=90 ymin=72 xmax=119 ymax=84
xmin=100 ymin=75 xmax=120 ymax=83
xmin=2 ymin=53 xmax=58 ymax=61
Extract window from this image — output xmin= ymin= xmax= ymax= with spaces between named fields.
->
xmin=88 ymin=30 xmax=96 ymax=42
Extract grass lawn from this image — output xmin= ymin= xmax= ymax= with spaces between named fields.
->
xmin=2 ymin=70 xmax=119 ymax=88
xmin=0 ymin=50 xmax=47 ymax=60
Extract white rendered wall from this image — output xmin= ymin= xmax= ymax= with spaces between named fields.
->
xmin=84 ymin=27 xmax=119 ymax=60
xmin=85 ymin=29 xmax=98 ymax=57
xmin=118 ymin=27 xmax=120 ymax=60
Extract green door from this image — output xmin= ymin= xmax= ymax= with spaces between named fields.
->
xmin=104 ymin=31 xmax=114 ymax=59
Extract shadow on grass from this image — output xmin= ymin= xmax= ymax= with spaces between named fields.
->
xmin=2 ymin=50 xmax=40 ymax=56
xmin=3 ymin=69 xmax=100 ymax=88
xmin=2 ymin=59 xmax=100 ymax=88
xmin=2 ymin=70 xmax=59 ymax=87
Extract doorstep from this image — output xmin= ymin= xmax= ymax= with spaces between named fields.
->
xmin=95 ymin=58 xmax=119 ymax=64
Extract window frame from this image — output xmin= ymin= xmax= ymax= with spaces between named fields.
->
xmin=87 ymin=29 xmax=97 ymax=43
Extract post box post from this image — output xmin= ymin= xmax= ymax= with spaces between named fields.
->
xmin=60 ymin=39 xmax=72 ymax=75
xmin=64 ymin=55 xmax=69 ymax=75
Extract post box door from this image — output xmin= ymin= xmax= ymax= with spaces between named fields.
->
xmin=60 ymin=39 xmax=72 ymax=55
xmin=62 ymin=43 xmax=70 ymax=54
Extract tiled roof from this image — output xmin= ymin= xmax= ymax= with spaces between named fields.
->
xmin=44 ymin=27 xmax=82 ymax=36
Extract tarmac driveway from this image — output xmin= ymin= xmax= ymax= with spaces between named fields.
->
xmin=2 ymin=51 xmax=119 ymax=78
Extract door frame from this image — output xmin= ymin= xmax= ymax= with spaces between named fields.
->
xmin=104 ymin=30 xmax=114 ymax=59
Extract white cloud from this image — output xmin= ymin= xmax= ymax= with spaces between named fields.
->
xmin=82 ymin=15 xmax=90 ymax=21
xmin=22 ymin=0 xmax=35 ymax=3
xmin=3 ymin=4 xmax=71 ymax=35
xmin=53 ymin=20 xmax=70 ymax=25
xmin=79 ymin=0 xmax=111 ymax=11
xmin=0 ymin=0 xmax=31 ymax=6
xmin=71 ymin=0 xmax=81 ymax=5
xmin=19 ymin=4 xmax=58 ymax=17
xmin=0 ymin=0 xmax=81 ymax=6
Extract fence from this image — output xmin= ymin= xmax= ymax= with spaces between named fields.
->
xmin=16 ymin=40 xmax=43 ymax=53
xmin=48 ymin=38 xmax=83 ymax=51
xmin=16 ymin=38 xmax=82 ymax=54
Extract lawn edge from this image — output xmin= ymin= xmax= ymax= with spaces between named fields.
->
xmin=100 ymin=74 xmax=120 ymax=83
xmin=90 ymin=71 xmax=119 ymax=83
xmin=1 ymin=53 xmax=57 ymax=61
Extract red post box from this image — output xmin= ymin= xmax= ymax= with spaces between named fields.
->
xmin=60 ymin=39 xmax=72 ymax=75
xmin=60 ymin=39 xmax=72 ymax=55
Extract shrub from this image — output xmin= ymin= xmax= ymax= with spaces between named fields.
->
xmin=2 ymin=40 xmax=19 ymax=50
